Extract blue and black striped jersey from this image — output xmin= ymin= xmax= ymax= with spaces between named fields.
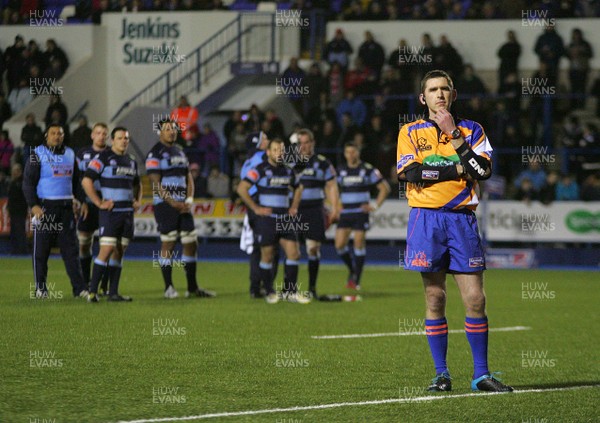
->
xmin=244 ymin=161 xmax=297 ymax=216
xmin=145 ymin=142 xmax=189 ymax=205
xmin=337 ymin=162 xmax=383 ymax=214
xmin=294 ymin=154 xmax=336 ymax=209
xmin=84 ymin=149 xmax=139 ymax=212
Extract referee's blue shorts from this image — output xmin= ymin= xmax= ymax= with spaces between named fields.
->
xmin=404 ymin=207 xmax=485 ymax=273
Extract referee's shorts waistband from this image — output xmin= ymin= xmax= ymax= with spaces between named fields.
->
xmin=416 ymin=207 xmax=475 ymax=215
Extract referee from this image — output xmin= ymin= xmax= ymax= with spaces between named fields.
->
xmin=23 ymin=124 xmax=88 ymax=299
xmin=397 ymin=69 xmax=512 ymax=392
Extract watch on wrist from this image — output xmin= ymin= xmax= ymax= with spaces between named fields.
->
xmin=450 ymin=128 xmax=461 ymax=139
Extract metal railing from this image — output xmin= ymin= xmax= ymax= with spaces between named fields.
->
xmin=110 ymin=12 xmax=281 ymax=123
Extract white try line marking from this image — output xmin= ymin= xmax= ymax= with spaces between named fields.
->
xmin=114 ymin=384 xmax=599 ymax=423
xmin=311 ymin=325 xmax=532 ymax=340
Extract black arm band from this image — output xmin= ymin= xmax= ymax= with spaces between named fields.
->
xmin=402 ymin=163 xmax=459 ymax=183
xmin=454 ymin=143 xmax=491 ymax=180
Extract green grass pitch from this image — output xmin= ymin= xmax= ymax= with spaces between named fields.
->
xmin=0 ymin=257 xmax=598 ymax=422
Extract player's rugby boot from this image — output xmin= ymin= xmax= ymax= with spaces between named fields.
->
xmin=427 ymin=372 xmax=452 ymax=392
xmin=185 ymin=288 xmax=216 ymax=298
xmin=107 ymin=294 xmax=133 ymax=302
xmin=471 ymin=373 xmax=513 ymax=392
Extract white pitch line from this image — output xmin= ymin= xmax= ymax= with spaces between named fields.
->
xmin=311 ymin=325 xmax=532 ymax=340
xmin=114 ymin=384 xmax=599 ymax=423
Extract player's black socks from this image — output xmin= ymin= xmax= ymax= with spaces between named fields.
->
xmin=308 ymin=255 xmax=320 ymax=291
xmin=89 ymin=259 xmax=107 ymax=294
xmin=336 ymin=246 xmax=354 ymax=272
xmin=108 ymin=259 xmax=122 ymax=296
xmin=259 ymin=261 xmax=274 ymax=294
xmin=100 ymin=267 xmax=110 ymax=293
xmin=249 ymin=246 xmax=262 ymax=295
xmin=284 ymin=259 xmax=299 ymax=293
xmin=354 ymin=248 xmax=366 ymax=284
xmin=159 ymin=257 xmax=173 ymax=289
xmin=272 ymin=249 xmax=280 ymax=281
xmin=182 ymin=255 xmax=198 ymax=292
xmin=80 ymin=255 xmax=92 ymax=287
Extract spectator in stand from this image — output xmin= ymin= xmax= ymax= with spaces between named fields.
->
xmin=374 ymin=130 xmax=396 ymax=179
xmin=358 ymin=31 xmax=385 ymax=80
xmin=305 ymin=62 xmax=327 ymax=114
xmin=327 ymin=61 xmax=345 ymax=106
xmin=316 ymin=118 xmax=340 ymax=164
xmin=43 ymin=39 xmax=69 ymax=76
xmin=189 ymin=162 xmax=208 ymax=198
xmin=566 ymin=28 xmax=594 ymax=109
xmin=0 ymin=169 xmax=8 ymax=196
xmin=561 ymin=115 xmax=583 ymax=147
xmin=281 ymin=57 xmax=306 ymax=116
xmin=7 ymin=163 xmax=28 ymax=255
xmin=498 ymin=71 xmax=522 ymax=113
xmin=514 ymin=161 xmax=547 ymax=192
xmin=245 ymin=104 xmax=264 ymax=133
xmin=0 ymin=92 xmax=13 ymax=128
xmin=0 ymin=130 xmax=14 ymax=175
xmin=447 ymin=1 xmax=466 ymax=19
xmin=435 ymin=35 xmax=463 ymax=78
xmin=343 ymin=1 xmax=365 ymax=20
xmin=336 ymin=90 xmax=367 ymax=128
xmin=21 ymin=113 xmax=44 ymax=162
xmin=581 ymin=174 xmax=600 ymax=201
xmin=324 ymin=29 xmax=353 ymax=72
xmin=527 ymin=62 xmax=552 ymax=142
xmin=27 ymin=40 xmax=44 ymax=72
xmin=43 ymin=58 xmax=66 ymax=80
xmin=539 ymin=171 xmax=559 ymax=204
xmin=556 ymin=174 xmax=579 ymax=201
xmin=198 ymin=123 xmax=221 ymax=171
xmin=366 ymin=1 xmax=387 ymax=20
xmin=344 ymin=57 xmax=377 ymax=95
xmin=44 ymin=94 xmax=68 ymax=128
xmin=207 ymin=165 xmax=230 ymax=198
xmin=385 ymin=2 xmax=399 ymax=19
xmin=171 ymin=95 xmax=198 ymax=142
xmin=70 ymin=115 xmax=92 ymax=152
xmin=456 ymin=64 xmax=487 ymax=96
xmin=515 ymin=178 xmax=538 ymax=203
xmin=534 ymin=25 xmax=565 ymax=85
xmin=227 ymin=121 xmax=248 ymax=177
xmin=8 ymin=77 xmax=33 ymax=114
xmin=363 ymin=114 xmax=386 ymax=162
xmin=497 ymin=30 xmax=521 ymax=93
xmin=4 ymin=36 xmax=26 ymax=92
xmin=223 ymin=110 xmax=243 ymax=142
xmin=92 ymin=0 xmax=110 ymax=24
xmin=417 ymin=33 xmax=437 ymax=78
xmin=263 ymin=108 xmax=285 ymax=140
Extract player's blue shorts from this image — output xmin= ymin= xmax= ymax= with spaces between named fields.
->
xmin=337 ymin=212 xmax=370 ymax=231
xmin=99 ymin=210 xmax=134 ymax=241
xmin=153 ymin=202 xmax=195 ymax=235
xmin=255 ymin=215 xmax=298 ymax=246
xmin=77 ymin=201 xmax=99 ymax=233
xmin=297 ymin=206 xmax=326 ymax=242
xmin=404 ymin=207 xmax=485 ymax=273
